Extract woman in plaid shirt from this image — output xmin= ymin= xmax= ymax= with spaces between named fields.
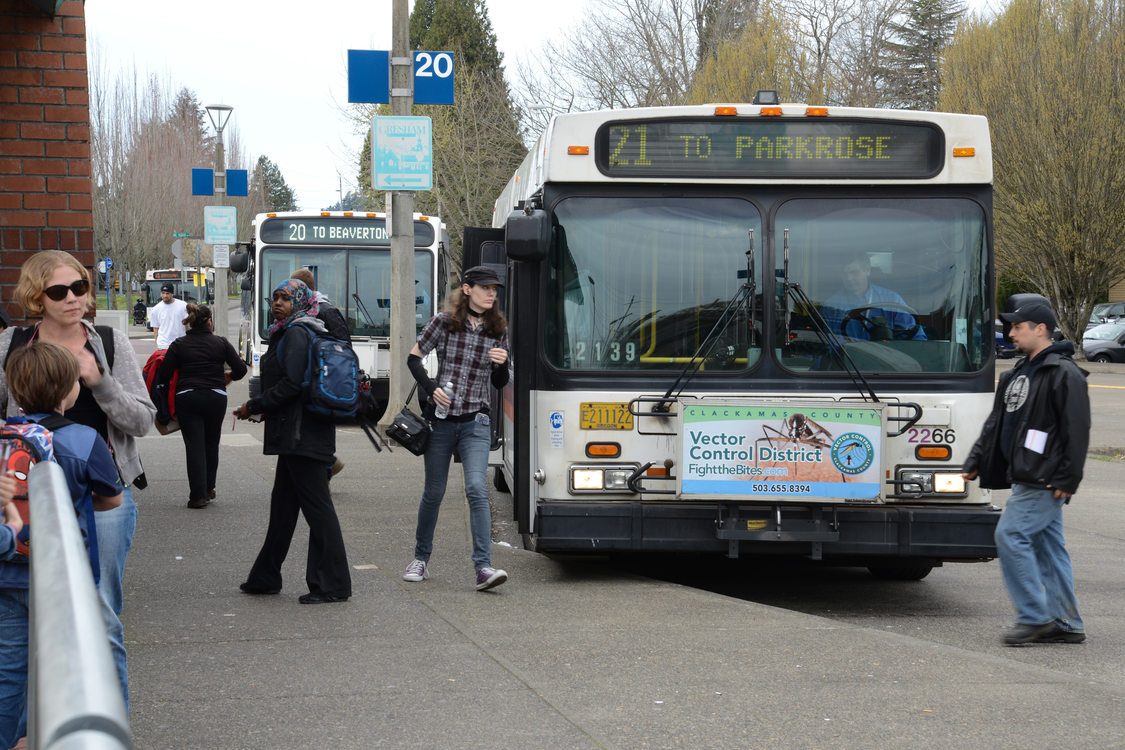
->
xmin=402 ymin=266 xmax=511 ymax=591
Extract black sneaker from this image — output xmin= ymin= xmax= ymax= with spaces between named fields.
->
xmin=1036 ymin=624 xmax=1087 ymax=644
xmin=1002 ymin=622 xmax=1055 ymax=645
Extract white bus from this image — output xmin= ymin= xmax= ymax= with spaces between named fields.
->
xmin=231 ymin=211 xmax=452 ymax=416
xmin=471 ymin=95 xmax=1000 ymax=579
xmin=141 ymin=267 xmax=214 ymax=326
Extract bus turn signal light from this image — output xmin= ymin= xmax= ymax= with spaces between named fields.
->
xmin=952 ymin=147 xmax=976 ymax=157
xmin=568 ymin=146 xmax=590 ymax=155
xmin=916 ymin=445 xmax=952 ymax=460
xmin=585 ymin=443 xmax=621 ymax=458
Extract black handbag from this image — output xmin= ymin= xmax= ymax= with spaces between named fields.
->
xmin=386 ymin=384 xmax=431 ymax=456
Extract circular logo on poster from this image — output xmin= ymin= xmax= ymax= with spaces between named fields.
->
xmin=831 ymin=432 xmax=874 ymax=475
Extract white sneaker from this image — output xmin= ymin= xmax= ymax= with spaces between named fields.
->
xmin=402 ymin=559 xmax=428 ymax=582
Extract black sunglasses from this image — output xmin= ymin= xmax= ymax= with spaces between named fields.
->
xmin=43 ymin=279 xmax=90 ymax=301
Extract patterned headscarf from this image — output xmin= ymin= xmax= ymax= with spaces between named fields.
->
xmin=267 ymin=278 xmax=319 ymax=336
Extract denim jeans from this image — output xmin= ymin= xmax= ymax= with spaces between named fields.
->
xmin=414 ymin=415 xmax=493 ymax=571
xmin=0 ymin=589 xmax=29 ymax=749
xmin=95 ymin=486 xmax=137 ymax=713
xmin=995 ymin=483 xmax=1085 ymax=632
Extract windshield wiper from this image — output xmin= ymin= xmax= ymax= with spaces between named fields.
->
xmin=654 ymin=229 xmax=757 ymax=412
xmin=781 ymin=228 xmax=879 ymax=403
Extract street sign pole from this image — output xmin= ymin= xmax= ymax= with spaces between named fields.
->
xmin=380 ymin=0 xmax=416 ymax=434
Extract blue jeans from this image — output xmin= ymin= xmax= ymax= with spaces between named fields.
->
xmin=0 ymin=589 xmax=29 ymax=749
xmin=95 ymin=486 xmax=137 ymax=713
xmin=414 ymin=415 xmax=494 ymax=571
xmin=995 ymin=483 xmax=1085 ymax=631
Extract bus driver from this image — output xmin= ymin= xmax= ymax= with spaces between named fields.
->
xmin=821 ymin=251 xmax=926 ymax=341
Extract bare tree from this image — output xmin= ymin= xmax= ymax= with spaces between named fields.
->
xmin=89 ymin=51 xmax=263 ymax=304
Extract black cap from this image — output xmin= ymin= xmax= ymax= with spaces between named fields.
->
xmin=461 ymin=265 xmax=503 ymax=287
xmin=1000 ymin=302 xmax=1056 ymax=330
xmin=160 ymin=282 xmax=175 ymax=293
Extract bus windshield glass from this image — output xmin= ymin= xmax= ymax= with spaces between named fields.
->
xmin=777 ymin=197 xmax=989 ymax=374
xmin=546 ymin=197 xmax=762 ymax=371
xmin=256 ymin=248 xmax=434 ymax=338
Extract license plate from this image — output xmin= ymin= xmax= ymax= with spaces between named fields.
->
xmin=580 ymin=402 xmax=633 ymax=430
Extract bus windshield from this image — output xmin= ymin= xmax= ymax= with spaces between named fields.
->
xmin=546 ymin=197 xmax=762 ymax=371
xmin=777 ymin=197 xmax=989 ymax=374
xmin=544 ymin=195 xmax=988 ymax=375
xmin=256 ymin=248 xmax=434 ymax=338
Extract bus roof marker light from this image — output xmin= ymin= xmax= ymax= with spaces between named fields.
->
xmin=806 ymin=107 xmax=829 ymax=117
xmin=953 ymin=147 xmax=976 ymax=157
xmin=568 ymin=146 xmax=590 ymax=156
xmin=760 ymin=107 xmax=783 ymax=117
xmin=714 ymin=106 xmax=738 ymax=116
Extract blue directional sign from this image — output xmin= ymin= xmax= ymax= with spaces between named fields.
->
xmin=413 ymin=51 xmax=454 ymax=105
xmin=192 ymin=168 xmax=213 ymax=196
xmin=372 ymin=116 xmax=432 ymax=190
xmin=227 ymin=169 xmax=248 ymax=197
xmin=348 ymin=49 xmax=390 ymax=104
xmin=347 ymin=49 xmax=454 ymax=105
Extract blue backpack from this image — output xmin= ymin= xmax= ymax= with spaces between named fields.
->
xmin=279 ymin=325 xmax=361 ymax=419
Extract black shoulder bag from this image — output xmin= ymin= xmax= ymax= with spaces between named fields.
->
xmin=386 ymin=383 xmax=431 ymax=456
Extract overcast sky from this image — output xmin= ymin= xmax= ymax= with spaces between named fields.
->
xmin=84 ymin=0 xmax=587 ymax=212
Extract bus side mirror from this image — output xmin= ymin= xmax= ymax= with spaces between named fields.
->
xmin=505 ymin=208 xmax=549 ymax=261
xmin=229 ymin=249 xmax=249 ymax=273
xmin=240 ymin=274 xmax=254 ymax=291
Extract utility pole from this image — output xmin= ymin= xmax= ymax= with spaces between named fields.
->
xmin=380 ymin=0 xmax=416 ymax=432
xmin=206 ymin=104 xmax=233 ymax=339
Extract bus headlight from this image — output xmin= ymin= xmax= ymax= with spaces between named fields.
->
xmin=896 ymin=468 xmax=967 ymax=497
xmin=569 ymin=465 xmax=637 ymax=494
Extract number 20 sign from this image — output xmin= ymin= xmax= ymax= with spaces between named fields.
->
xmin=414 ymin=51 xmax=454 ymax=105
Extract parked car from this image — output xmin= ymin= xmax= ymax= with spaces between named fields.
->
xmin=994 ymin=320 xmax=1016 ymax=358
xmin=1086 ymin=302 xmax=1125 ymax=330
xmin=1082 ymin=322 xmax=1125 ymax=363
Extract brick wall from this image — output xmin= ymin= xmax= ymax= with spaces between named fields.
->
xmin=0 ymin=0 xmax=92 ymax=325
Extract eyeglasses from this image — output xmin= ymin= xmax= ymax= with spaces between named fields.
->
xmin=43 ymin=279 xmax=90 ymax=301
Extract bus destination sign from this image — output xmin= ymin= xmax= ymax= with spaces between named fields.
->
xmin=597 ymin=118 xmax=944 ymax=179
xmin=259 ymin=216 xmax=436 ymax=247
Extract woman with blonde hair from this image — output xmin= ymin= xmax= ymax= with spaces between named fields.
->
xmin=0 ymin=250 xmax=155 ymax=712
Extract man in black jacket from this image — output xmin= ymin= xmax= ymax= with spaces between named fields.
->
xmin=962 ymin=301 xmax=1090 ymax=645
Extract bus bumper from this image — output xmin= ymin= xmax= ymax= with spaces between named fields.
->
xmin=534 ymin=501 xmax=1000 ymax=561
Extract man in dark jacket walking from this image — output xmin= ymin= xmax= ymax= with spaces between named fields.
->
xmin=962 ymin=301 xmax=1090 ymax=645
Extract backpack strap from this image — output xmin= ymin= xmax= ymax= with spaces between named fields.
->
xmin=3 ymin=325 xmax=34 ymax=369
xmin=35 ymin=414 xmax=73 ymax=432
xmin=93 ymin=325 xmax=115 ymax=369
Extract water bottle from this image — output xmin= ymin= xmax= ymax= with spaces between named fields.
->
xmin=434 ymin=381 xmax=454 ymax=419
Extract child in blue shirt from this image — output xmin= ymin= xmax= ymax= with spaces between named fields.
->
xmin=0 ymin=342 xmax=122 ymax=749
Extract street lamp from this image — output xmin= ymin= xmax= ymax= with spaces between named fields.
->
xmin=205 ymin=103 xmax=233 ymax=340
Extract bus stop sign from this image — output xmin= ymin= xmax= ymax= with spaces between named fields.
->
xmin=372 ymin=116 xmax=433 ymax=191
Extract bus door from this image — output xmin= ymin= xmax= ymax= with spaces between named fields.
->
xmin=462 ymin=226 xmax=508 ymax=454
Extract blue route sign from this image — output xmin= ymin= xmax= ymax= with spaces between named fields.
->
xmin=192 ymin=168 xmax=213 ymax=196
xmin=348 ymin=50 xmax=390 ymax=104
xmin=347 ymin=49 xmax=454 ymax=105
xmin=372 ymin=116 xmax=432 ymax=190
xmin=413 ymin=51 xmax=454 ymax=105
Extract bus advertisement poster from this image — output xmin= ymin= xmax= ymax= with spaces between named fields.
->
xmin=678 ymin=401 xmax=883 ymax=501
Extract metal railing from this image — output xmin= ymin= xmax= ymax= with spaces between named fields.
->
xmin=28 ymin=462 xmax=131 ymax=750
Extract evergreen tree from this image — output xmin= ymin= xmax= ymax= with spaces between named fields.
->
xmin=410 ymin=0 xmax=503 ymax=73
xmin=884 ymin=0 xmax=965 ymax=110
xmin=254 ymin=155 xmax=298 ymax=212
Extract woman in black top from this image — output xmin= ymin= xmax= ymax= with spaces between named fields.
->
xmin=232 ymin=279 xmax=351 ymax=604
xmin=160 ymin=304 xmax=247 ymax=508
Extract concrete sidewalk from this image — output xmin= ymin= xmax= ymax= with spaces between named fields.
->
xmin=117 ymin=369 xmax=1125 ymax=750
